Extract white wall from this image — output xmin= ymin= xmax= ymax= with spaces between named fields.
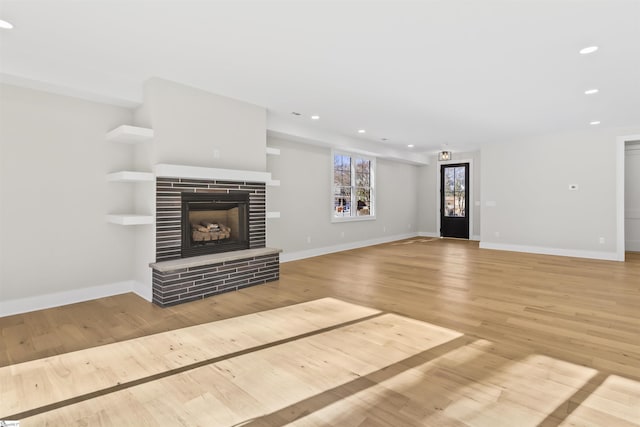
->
xmin=480 ymin=127 xmax=640 ymax=259
xmin=266 ymin=137 xmax=419 ymax=258
xmin=0 ymin=84 xmax=135 ymax=304
xmin=418 ymin=151 xmax=481 ymax=239
xmin=144 ymin=78 xmax=267 ymax=171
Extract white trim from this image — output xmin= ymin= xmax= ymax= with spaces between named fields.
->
xmin=155 ymin=163 xmax=275 ymax=183
xmin=131 ymin=280 xmax=152 ymax=302
xmin=626 ymin=240 xmax=640 ymax=252
xmin=106 ymin=214 xmax=154 ymax=225
xmin=0 ymin=281 xmax=138 ymax=317
xmin=436 ymin=158 xmax=474 ymax=239
xmin=280 ymin=233 xmax=417 ymax=262
xmin=106 ymin=171 xmax=155 ymax=182
xmin=266 ymin=211 xmax=281 ymax=219
xmin=617 ymin=134 xmax=640 ymax=261
xmin=479 ymin=242 xmax=619 ymax=261
xmin=471 ymin=234 xmax=481 ymax=241
xmin=331 ymin=215 xmax=376 ymax=223
xmin=266 ymin=147 xmax=281 ymax=155
xmin=330 ymin=150 xmax=376 ymax=222
xmin=106 ymin=125 xmax=154 ymax=144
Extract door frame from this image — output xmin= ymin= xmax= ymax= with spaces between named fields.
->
xmin=436 ymin=157 xmax=474 ymax=239
xmin=616 ymin=133 xmax=640 ymax=261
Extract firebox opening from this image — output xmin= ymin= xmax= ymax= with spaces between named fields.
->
xmin=181 ymin=192 xmax=250 ymax=258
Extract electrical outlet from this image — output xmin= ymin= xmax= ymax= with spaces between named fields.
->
xmin=307 ymin=236 xmax=311 ymax=244
xmin=341 ymin=231 xmax=345 ymax=238
xmin=495 ymin=231 xmax=500 ymax=238
xmin=213 ymin=149 xmax=220 ymax=159
xmin=599 ymin=237 xmax=605 ymax=244
xmin=383 ymin=226 xmax=386 ymax=232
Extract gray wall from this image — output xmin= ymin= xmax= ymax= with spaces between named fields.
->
xmin=266 ymin=137 xmax=419 ymax=255
xmin=0 ymin=84 xmax=135 ymax=300
xmin=480 ymin=127 xmax=640 ymax=256
xmin=143 ymin=78 xmax=267 ymax=171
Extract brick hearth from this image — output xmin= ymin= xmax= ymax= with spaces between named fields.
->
xmin=150 ymin=248 xmax=280 ymax=307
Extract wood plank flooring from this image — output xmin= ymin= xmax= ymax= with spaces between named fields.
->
xmin=1 ymin=239 xmax=639 ymax=426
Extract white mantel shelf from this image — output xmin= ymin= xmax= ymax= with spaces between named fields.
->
xmin=106 ymin=214 xmax=154 ymax=225
xmin=106 ymin=125 xmax=154 ymax=144
xmin=155 ymin=164 xmax=279 ymax=186
xmin=106 ymin=171 xmax=155 ymax=182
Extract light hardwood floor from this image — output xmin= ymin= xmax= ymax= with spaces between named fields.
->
xmin=1 ymin=239 xmax=639 ymax=426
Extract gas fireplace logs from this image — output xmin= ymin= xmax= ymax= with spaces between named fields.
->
xmin=191 ymin=222 xmax=231 ymax=241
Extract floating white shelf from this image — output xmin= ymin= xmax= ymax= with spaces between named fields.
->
xmin=106 ymin=171 xmax=155 ymax=182
xmin=106 ymin=125 xmax=154 ymax=144
xmin=266 ymin=147 xmax=281 ymax=156
xmin=266 ymin=212 xmax=281 ymax=219
xmin=106 ymin=214 xmax=154 ymax=225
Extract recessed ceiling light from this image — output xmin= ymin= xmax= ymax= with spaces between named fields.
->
xmin=407 ymin=144 xmax=415 ymax=148
xmin=357 ymin=129 xmax=366 ymax=134
xmin=0 ymin=19 xmax=13 ymax=29
xmin=291 ymin=112 xmax=301 ymax=116
xmin=579 ymin=46 xmax=598 ymax=55
xmin=311 ymin=115 xmax=320 ymax=120
xmin=584 ymin=89 xmax=599 ymax=95
xmin=590 ymin=121 xmax=601 ymax=125
xmin=381 ymin=138 xmax=388 ymax=141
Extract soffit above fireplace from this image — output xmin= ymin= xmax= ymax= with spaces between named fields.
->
xmin=154 ymin=163 xmax=279 ymax=186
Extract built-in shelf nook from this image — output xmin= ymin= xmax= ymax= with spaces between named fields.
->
xmin=105 ymin=125 xmax=155 ymax=226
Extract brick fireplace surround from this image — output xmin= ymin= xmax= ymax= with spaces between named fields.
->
xmin=149 ymin=169 xmax=280 ymax=307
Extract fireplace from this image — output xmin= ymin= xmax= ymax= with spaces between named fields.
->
xmin=181 ymin=192 xmax=250 ymax=258
xmin=151 ymin=172 xmax=278 ymax=307
xmin=156 ymin=177 xmax=266 ymax=262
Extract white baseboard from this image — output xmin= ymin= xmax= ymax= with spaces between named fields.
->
xmin=418 ymin=231 xmax=439 ymax=237
xmin=471 ymin=234 xmax=481 ymax=241
xmin=479 ymin=242 xmax=622 ymax=261
xmin=280 ymin=233 xmax=419 ymax=263
xmin=626 ymin=239 xmax=640 ymax=252
xmin=131 ymin=280 xmax=153 ymax=302
xmin=0 ymin=280 xmax=138 ymax=317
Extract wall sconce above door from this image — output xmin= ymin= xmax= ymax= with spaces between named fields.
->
xmin=438 ymin=151 xmax=452 ymax=161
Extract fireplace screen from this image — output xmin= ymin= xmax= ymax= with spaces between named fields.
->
xmin=181 ymin=192 xmax=250 ymax=258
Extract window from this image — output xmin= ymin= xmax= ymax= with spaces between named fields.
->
xmin=332 ymin=151 xmax=375 ymax=220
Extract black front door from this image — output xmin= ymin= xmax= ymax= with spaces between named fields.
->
xmin=441 ymin=163 xmax=470 ymax=239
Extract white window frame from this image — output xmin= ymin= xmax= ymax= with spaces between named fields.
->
xmin=331 ymin=150 xmax=376 ymax=222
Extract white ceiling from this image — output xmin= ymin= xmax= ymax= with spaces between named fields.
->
xmin=1 ymin=0 xmax=639 ymax=154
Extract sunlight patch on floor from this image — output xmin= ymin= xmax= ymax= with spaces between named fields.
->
xmin=0 ymin=298 xmax=380 ymax=418
xmin=18 ymin=311 xmax=463 ymax=426
xmin=559 ymin=374 xmax=640 ymax=427
xmin=289 ymin=345 xmax=600 ymax=427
